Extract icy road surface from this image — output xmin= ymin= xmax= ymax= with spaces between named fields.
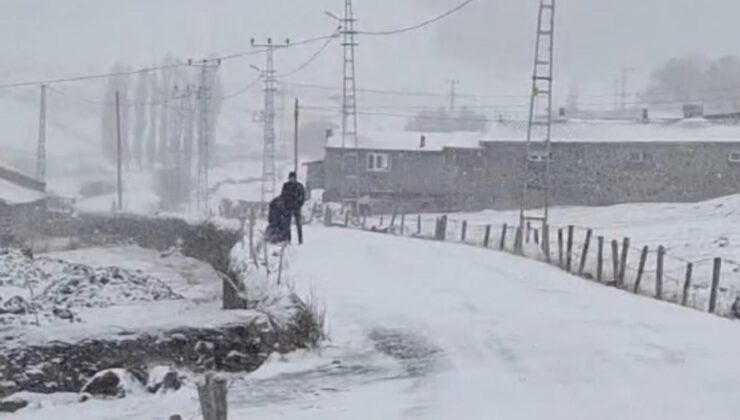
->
xmin=14 ymin=226 xmax=740 ymax=419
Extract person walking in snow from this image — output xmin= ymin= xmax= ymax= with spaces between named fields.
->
xmin=280 ymin=171 xmax=306 ymax=244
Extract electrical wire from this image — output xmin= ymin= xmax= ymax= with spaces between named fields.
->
xmin=0 ymin=62 xmax=189 ymax=90
xmin=358 ymin=0 xmax=476 ymax=36
xmin=220 ymin=77 xmax=263 ymax=101
xmin=217 ymin=31 xmax=340 ymax=61
xmin=0 ymin=31 xmax=339 ymax=91
xmin=300 ymin=106 xmax=518 ymax=123
xmin=47 ymin=85 xmax=180 ymax=108
xmin=284 ymin=81 xmax=740 ymax=110
xmin=282 ymin=81 xmax=528 ymax=99
xmin=276 ymin=32 xmax=340 ymax=79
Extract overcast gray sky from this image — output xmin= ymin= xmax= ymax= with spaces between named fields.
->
xmin=1 ymin=0 xmax=738 ymax=110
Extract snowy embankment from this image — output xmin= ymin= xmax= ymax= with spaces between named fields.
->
xmin=363 ymin=193 xmax=740 ymax=315
xmin=0 ymin=246 xmax=238 ymax=346
xmin=1 ymin=214 xmax=323 ymax=415
xmin=13 ymin=225 xmax=740 ymax=419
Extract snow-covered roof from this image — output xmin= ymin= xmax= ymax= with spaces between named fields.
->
xmin=326 ymin=129 xmax=484 ymax=152
xmin=325 ymin=119 xmax=740 ymax=153
xmin=489 ymin=118 xmax=740 ymax=143
xmin=213 ymin=182 xmax=263 ymax=203
xmin=0 ymin=177 xmax=46 ymax=205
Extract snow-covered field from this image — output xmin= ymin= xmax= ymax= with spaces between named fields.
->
xmin=45 ymin=246 xmax=223 ymax=302
xmin=362 ymin=193 xmax=740 ymax=315
xmin=0 ymin=245 xmax=240 ymax=348
xmin=13 ymin=225 xmax=740 ymax=419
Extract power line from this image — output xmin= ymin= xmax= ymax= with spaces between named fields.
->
xmin=0 ymin=62 xmax=189 ymax=90
xmin=282 ymin=81 xmax=533 ymax=99
xmin=276 ymin=31 xmax=340 ymax=79
xmin=220 ymin=77 xmax=263 ymax=100
xmin=302 ymin=102 xmax=530 ymax=113
xmin=217 ymin=32 xmax=340 ymax=61
xmin=299 ymin=106 xmax=504 ymax=123
xmin=46 ymin=84 xmax=179 ymax=108
xmin=358 ymin=0 xmax=476 ymax=36
xmin=0 ymin=31 xmax=338 ymax=91
xmin=287 ymin=79 xmax=740 ymax=103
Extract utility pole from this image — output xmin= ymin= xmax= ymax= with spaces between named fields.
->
xmin=115 ymin=91 xmax=123 ymax=211
xmin=518 ymin=0 xmax=555 ymax=252
xmin=251 ymin=38 xmax=290 ymax=204
xmin=170 ymin=84 xmax=183 ymax=174
xmin=182 ymin=83 xmax=196 ymax=184
xmin=36 ymin=84 xmax=47 ymax=183
xmin=448 ymin=79 xmax=459 ymax=112
xmin=328 ymin=0 xmax=360 ymax=203
xmin=191 ymin=58 xmax=221 ymax=217
xmin=294 ymin=97 xmax=299 ymax=174
xmin=620 ymin=67 xmax=634 ymax=111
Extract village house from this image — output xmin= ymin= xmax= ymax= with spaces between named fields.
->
xmin=307 ymin=119 xmax=740 ymax=213
xmin=0 ymin=164 xmax=47 ymax=245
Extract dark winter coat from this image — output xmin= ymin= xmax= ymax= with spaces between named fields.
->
xmin=280 ymin=181 xmax=305 ymax=211
xmin=266 ymin=196 xmax=291 ymax=243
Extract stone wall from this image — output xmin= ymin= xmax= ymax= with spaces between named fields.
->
xmin=320 ymin=141 xmax=740 ymax=212
xmin=0 ymin=322 xmax=272 ymax=398
xmin=0 ymin=301 xmax=318 ymax=400
xmin=0 ymin=213 xmax=321 ymax=401
xmin=481 ymin=141 xmax=740 ymax=208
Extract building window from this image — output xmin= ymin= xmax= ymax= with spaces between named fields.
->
xmin=729 ymin=152 xmax=740 ymax=163
xmin=527 ymin=150 xmax=551 ymax=163
xmin=367 ymin=153 xmax=391 ymax=172
xmin=628 ymin=151 xmax=653 ymax=162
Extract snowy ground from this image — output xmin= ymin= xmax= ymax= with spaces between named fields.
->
xmin=45 ymin=246 xmax=223 ymax=302
xmin=362 ymin=193 xmax=740 ymax=314
xmin=14 ymin=225 xmax=740 ymax=419
xmin=0 ymin=245 xmax=240 ymax=349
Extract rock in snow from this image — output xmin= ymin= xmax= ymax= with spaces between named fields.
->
xmin=80 ymin=369 xmax=143 ymax=399
xmin=0 ymin=396 xmax=28 ymax=413
xmin=146 ymin=366 xmax=181 ymax=394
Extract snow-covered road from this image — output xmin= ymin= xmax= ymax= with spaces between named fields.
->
xmin=274 ymin=226 xmax=740 ymax=420
xmin=13 ymin=225 xmax=740 ymax=419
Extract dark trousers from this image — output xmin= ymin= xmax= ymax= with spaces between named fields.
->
xmin=288 ymin=209 xmax=303 ymax=244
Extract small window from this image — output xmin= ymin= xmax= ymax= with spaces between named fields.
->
xmin=527 ymin=150 xmax=551 ymax=163
xmin=367 ymin=153 xmax=391 ymax=172
xmin=628 ymin=151 xmax=652 ymax=162
xmin=729 ymin=152 xmax=740 ymax=163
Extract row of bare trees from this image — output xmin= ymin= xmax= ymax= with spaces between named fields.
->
xmin=100 ymin=56 xmax=223 ymax=209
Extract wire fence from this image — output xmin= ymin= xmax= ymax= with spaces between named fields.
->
xmin=316 ymin=207 xmax=740 ymax=320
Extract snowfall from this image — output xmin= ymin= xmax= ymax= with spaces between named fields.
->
xmin=0 ymin=245 xmax=250 ymax=349
xmin=363 ymin=193 xmax=740 ymax=315
xmin=5 ymin=222 xmax=740 ymax=420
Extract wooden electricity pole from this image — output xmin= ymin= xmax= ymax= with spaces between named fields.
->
xmin=115 ymin=91 xmax=123 ymax=211
xmin=36 ymin=84 xmax=47 ymax=182
xmin=294 ymin=97 xmax=299 ymax=174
